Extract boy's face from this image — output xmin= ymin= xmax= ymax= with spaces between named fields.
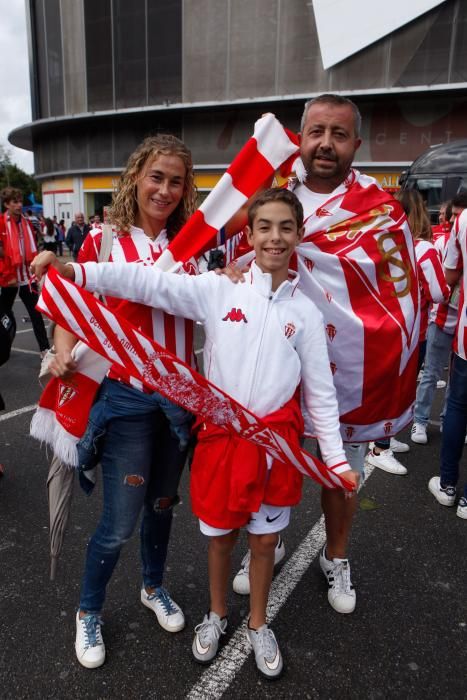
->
xmin=5 ymin=198 xmax=23 ymax=219
xmin=246 ymin=201 xmax=303 ymax=277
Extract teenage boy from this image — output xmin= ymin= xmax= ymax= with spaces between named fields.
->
xmin=31 ymin=188 xmax=358 ymax=679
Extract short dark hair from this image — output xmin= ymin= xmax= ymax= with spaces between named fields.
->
xmin=300 ymin=94 xmax=362 ymax=137
xmin=451 ymin=191 xmax=467 ymax=209
xmin=248 ymin=188 xmax=304 ymax=229
xmin=1 ymin=187 xmax=23 ymax=206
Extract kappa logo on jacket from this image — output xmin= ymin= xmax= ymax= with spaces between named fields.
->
xmin=222 ymin=308 xmax=248 ymax=323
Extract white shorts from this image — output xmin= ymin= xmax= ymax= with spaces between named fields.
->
xmin=199 ymin=503 xmax=291 ymax=537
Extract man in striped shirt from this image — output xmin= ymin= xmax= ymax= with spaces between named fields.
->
xmin=429 ymin=201 xmax=467 ymax=519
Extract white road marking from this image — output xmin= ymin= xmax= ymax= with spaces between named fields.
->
xmin=187 ymin=464 xmax=375 ymax=699
xmin=11 ymin=348 xmax=40 ymax=356
xmin=0 ymin=405 xmax=37 ymax=422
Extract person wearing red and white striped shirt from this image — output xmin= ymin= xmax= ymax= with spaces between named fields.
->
xmin=49 ymin=135 xmax=199 ymax=669
xmin=412 ymin=196 xmax=467 ymax=444
xmin=429 ymin=203 xmax=467 ymax=519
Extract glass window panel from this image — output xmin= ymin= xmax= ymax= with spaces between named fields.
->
xmin=229 ymin=0 xmax=277 ymax=99
xmin=89 ymin=125 xmax=113 ymax=168
xmin=182 ymin=0 xmax=227 ymax=103
xmin=84 ymin=0 xmax=114 ymax=111
xmin=44 ymin=0 xmax=64 ymax=116
xmin=395 ymin=4 xmax=452 ymax=87
xmin=148 ymin=0 xmax=182 ymax=103
xmin=277 ymin=1 xmax=329 ymax=95
xmin=34 ymin=0 xmax=49 ymax=118
xmin=451 ymin=3 xmax=467 ymax=83
xmin=114 ymin=0 xmax=147 ymax=108
xmin=69 ymin=127 xmax=89 ymax=170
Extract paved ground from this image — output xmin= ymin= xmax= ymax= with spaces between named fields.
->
xmin=0 ymin=297 xmax=466 ymax=699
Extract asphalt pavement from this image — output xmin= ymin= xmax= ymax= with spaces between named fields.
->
xmin=0 ymin=297 xmax=466 ymax=700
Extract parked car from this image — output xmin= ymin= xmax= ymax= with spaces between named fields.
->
xmin=400 ymin=139 xmax=467 ymax=222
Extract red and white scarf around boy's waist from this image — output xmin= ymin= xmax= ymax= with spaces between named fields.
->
xmin=37 ymin=268 xmax=353 ymax=491
xmin=30 ymin=114 xmax=300 ymax=467
xmin=235 ymin=169 xmax=421 ymax=442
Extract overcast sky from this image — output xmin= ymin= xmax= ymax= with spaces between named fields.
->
xmin=0 ymin=0 xmax=34 ymax=174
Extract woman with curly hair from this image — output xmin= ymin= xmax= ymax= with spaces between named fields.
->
xmin=50 ymin=134 xmax=198 ymax=668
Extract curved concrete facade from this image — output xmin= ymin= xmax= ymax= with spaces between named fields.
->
xmin=9 ymin=0 xmax=467 ymax=220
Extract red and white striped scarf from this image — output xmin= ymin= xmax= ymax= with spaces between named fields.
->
xmin=235 ymin=169 xmax=421 ymax=443
xmin=30 ymin=114 xmax=300 ymax=466
xmin=38 ymin=267 xmax=353 ymax=491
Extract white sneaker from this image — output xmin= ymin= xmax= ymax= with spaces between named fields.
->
xmin=141 ymin=586 xmax=185 ymax=632
xmin=75 ymin=612 xmax=105 ymax=669
xmin=365 ymin=448 xmax=407 ymax=475
xmin=192 ymin=612 xmax=227 ymax=663
xmin=428 ymin=476 xmax=456 ymax=507
xmin=436 ymin=379 xmax=447 ymax=389
xmin=232 ymin=536 xmax=285 ymax=595
xmin=389 ymin=437 xmax=409 ymax=453
xmin=246 ymin=624 xmax=283 ymax=679
xmin=319 ymin=546 xmax=356 ymax=614
xmin=457 ymin=496 xmax=467 ymax=519
xmin=411 ymin=423 xmax=428 ymax=445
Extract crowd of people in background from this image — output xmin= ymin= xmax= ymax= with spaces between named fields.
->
xmin=24 ymin=210 xmax=101 ymax=259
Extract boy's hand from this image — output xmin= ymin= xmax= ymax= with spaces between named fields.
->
xmin=214 ymin=265 xmax=248 ymax=283
xmin=342 ymin=469 xmax=360 ymax=492
xmin=30 ymin=251 xmax=70 ymax=280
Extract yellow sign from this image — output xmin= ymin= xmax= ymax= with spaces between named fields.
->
xmin=83 ymin=175 xmax=120 ymax=190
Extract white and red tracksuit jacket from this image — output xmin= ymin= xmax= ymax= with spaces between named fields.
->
xmin=414 ymin=239 xmax=450 ymax=341
xmin=72 ymin=259 xmax=349 ymax=527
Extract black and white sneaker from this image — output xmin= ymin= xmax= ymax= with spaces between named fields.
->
xmin=319 ymin=545 xmax=356 ymax=614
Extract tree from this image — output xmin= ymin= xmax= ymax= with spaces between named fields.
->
xmin=0 ymin=146 xmax=41 ymax=204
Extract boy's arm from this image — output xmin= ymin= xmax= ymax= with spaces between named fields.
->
xmin=296 ymin=307 xmax=351 ymax=474
xmin=71 ymin=261 xmax=213 ymax=323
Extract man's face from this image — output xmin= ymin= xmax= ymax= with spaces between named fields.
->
xmin=438 ymin=205 xmax=447 ymax=225
xmin=300 ymin=103 xmax=362 ymax=194
xmin=75 ymin=214 xmax=85 ymax=226
xmin=5 ymin=198 xmax=23 ymax=219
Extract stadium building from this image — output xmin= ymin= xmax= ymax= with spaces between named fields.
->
xmin=8 ymin=0 xmax=467 ymax=223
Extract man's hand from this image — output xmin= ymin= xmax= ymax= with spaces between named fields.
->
xmin=30 ymin=251 xmax=73 ymax=281
xmin=214 ymin=264 xmax=248 ymax=283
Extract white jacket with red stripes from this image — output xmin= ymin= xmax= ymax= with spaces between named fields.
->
xmin=72 ymin=259 xmax=348 ymax=470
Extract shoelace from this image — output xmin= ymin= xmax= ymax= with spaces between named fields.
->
xmin=80 ymin=614 xmax=104 ymax=649
xmin=150 ymin=587 xmax=177 ymax=615
xmin=239 ymin=550 xmax=251 ymax=575
xmin=252 ymin=626 xmax=277 ymax=661
xmin=195 ymin=616 xmax=226 ymax=645
xmin=332 ymin=560 xmax=352 ymax=594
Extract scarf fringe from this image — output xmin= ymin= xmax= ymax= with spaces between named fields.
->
xmin=30 ymin=407 xmax=79 ymax=467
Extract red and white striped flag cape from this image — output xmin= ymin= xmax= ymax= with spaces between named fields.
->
xmin=235 ymin=169 xmax=421 ymax=443
xmin=38 ymin=268 xmax=354 ymax=492
xmin=30 ymin=115 xmax=300 ymax=465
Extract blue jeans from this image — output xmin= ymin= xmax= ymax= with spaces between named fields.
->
xmin=414 ymin=323 xmax=453 ymax=426
xmin=440 ymin=353 xmax=467 ymax=498
xmin=78 ymin=378 xmax=192 ymax=614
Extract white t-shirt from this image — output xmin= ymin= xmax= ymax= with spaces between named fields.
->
xmin=294 ymin=183 xmax=335 ymax=220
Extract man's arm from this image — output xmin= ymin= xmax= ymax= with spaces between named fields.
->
xmin=445 ymin=268 xmax=462 ymax=287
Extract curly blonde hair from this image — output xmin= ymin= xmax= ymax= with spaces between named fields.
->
xmin=109 ymin=134 xmax=198 ymax=239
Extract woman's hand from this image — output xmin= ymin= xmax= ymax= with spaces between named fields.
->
xmin=342 ymin=469 xmax=360 ymax=494
xmin=30 ymin=251 xmax=69 ymax=280
xmin=48 ymin=348 xmax=78 ymax=379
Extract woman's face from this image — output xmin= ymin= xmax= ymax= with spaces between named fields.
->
xmin=135 ymin=153 xmax=186 ymax=234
